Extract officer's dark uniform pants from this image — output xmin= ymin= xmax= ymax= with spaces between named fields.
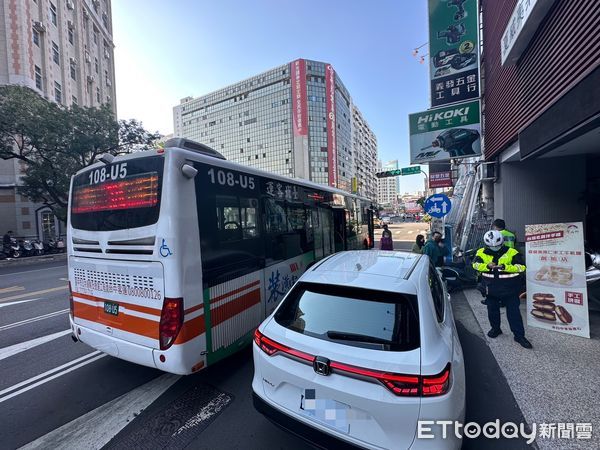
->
xmin=487 ymin=295 xmax=525 ymax=338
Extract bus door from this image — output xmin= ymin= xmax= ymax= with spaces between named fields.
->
xmin=317 ymin=207 xmax=334 ymax=258
xmin=333 ymin=208 xmax=346 ymax=252
xmin=367 ymin=208 xmax=375 ymax=248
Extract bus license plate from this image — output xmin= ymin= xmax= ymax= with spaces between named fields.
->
xmin=104 ymin=301 xmax=119 ymax=316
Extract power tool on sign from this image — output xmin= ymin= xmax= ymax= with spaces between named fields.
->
xmin=422 ymin=128 xmax=480 ymax=159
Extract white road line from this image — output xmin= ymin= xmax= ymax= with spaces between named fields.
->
xmin=0 ymin=329 xmax=71 ymax=361
xmin=0 ymin=298 xmax=41 ymax=308
xmin=0 ymin=266 xmax=65 ymax=277
xmin=21 ymin=373 xmax=181 ymax=450
xmin=0 ymin=309 xmax=69 ymax=332
xmin=0 ymin=351 xmax=103 ymax=403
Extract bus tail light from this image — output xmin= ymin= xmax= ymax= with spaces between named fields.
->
xmin=68 ymin=281 xmax=74 ymax=318
xmin=159 ymin=297 xmax=183 ymax=350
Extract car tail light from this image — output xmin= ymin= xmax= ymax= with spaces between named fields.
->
xmin=159 ymin=298 xmax=183 ymax=350
xmin=254 ymin=330 xmax=450 ymax=397
xmin=422 ymin=363 xmax=451 ymax=396
xmin=68 ymin=281 xmax=74 ymax=318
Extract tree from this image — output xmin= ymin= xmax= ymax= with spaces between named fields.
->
xmin=0 ymin=85 xmax=160 ymax=222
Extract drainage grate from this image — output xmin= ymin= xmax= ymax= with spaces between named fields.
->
xmin=105 ymin=384 xmax=233 ymax=449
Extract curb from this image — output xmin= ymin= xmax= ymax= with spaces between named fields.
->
xmin=0 ymin=253 xmax=67 ymax=268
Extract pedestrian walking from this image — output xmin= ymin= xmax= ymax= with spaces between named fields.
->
xmin=412 ymin=234 xmax=425 ymax=254
xmin=473 ymin=230 xmax=532 ymax=349
xmin=422 ymin=231 xmax=448 ymax=267
xmin=380 ymin=224 xmax=394 ymax=250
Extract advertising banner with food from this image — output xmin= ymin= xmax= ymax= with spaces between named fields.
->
xmin=525 ymin=222 xmax=589 ymax=338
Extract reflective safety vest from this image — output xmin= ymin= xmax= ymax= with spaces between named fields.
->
xmin=472 ymin=247 xmax=525 ymax=273
xmin=500 ymin=229 xmax=516 ymax=248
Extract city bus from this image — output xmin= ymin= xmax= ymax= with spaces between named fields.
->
xmin=67 ymin=138 xmax=375 ymax=375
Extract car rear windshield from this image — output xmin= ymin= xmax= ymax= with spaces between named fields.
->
xmin=70 ymin=156 xmax=164 ymax=231
xmin=274 ymin=282 xmax=420 ymax=351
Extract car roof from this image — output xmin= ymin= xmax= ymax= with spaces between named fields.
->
xmin=300 ymin=250 xmax=423 ymax=295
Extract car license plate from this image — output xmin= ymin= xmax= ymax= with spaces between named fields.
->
xmin=104 ymin=301 xmax=119 ymax=316
xmin=300 ymin=389 xmax=350 ymax=433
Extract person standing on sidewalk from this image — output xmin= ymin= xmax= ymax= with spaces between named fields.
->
xmin=412 ymin=234 xmax=425 ymax=254
xmin=472 ymin=230 xmax=532 ymax=349
xmin=422 ymin=231 xmax=448 ymax=267
xmin=492 ymin=219 xmax=516 ymax=249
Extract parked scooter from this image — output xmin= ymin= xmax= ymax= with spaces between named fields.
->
xmin=32 ymin=239 xmax=44 ymax=256
xmin=20 ymin=239 xmax=35 ymax=257
xmin=45 ymin=237 xmax=66 ymax=254
xmin=440 ymin=248 xmax=480 ymax=293
xmin=3 ymin=237 xmax=21 ymax=258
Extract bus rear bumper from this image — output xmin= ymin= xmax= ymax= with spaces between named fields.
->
xmin=70 ymin=316 xmax=158 ymax=371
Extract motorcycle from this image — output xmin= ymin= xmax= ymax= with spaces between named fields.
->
xmin=45 ymin=237 xmax=66 ymax=254
xmin=56 ymin=237 xmax=65 ymax=253
xmin=3 ymin=237 xmax=21 ymax=258
xmin=20 ymin=239 xmax=35 ymax=257
xmin=32 ymin=239 xmax=44 ymax=256
xmin=439 ymin=248 xmax=480 ymax=293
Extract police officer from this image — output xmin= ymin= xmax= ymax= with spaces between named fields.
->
xmin=473 ymin=230 xmax=532 ymax=349
xmin=492 ymin=219 xmax=516 ymax=249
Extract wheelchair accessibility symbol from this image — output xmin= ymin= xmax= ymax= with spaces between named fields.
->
xmin=159 ymin=239 xmax=172 ymax=257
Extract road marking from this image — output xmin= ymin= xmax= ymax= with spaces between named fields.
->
xmin=0 ymin=329 xmax=71 ymax=361
xmin=173 ymin=392 xmax=232 ymax=436
xmin=59 ymin=278 xmax=68 ymax=281
xmin=0 ymin=351 xmax=104 ymax=404
xmin=0 ymin=298 xmax=41 ymax=308
xmin=0 ymin=309 xmax=69 ymax=332
xmin=0 ymin=285 xmax=68 ymax=303
xmin=21 ymin=373 xmax=181 ymax=450
xmin=0 ymin=286 xmax=24 ymax=294
xmin=0 ymin=266 xmax=66 ymax=277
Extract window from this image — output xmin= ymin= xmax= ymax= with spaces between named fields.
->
xmin=102 ymin=12 xmax=108 ymax=29
xmin=72 ymin=95 xmax=78 ymax=105
xmin=32 ymin=28 xmax=40 ymax=46
xmin=52 ymin=42 xmax=60 ymax=65
xmin=50 ymin=2 xmax=57 ymax=26
xmin=68 ymin=27 xmax=74 ymax=44
xmin=94 ymin=57 xmax=99 ymax=74
xmin=96 ymin=87 xmax=100 ymax=103
xmin=429 ymin=266 xmax=445 ymax=322
xmin=70 ymin=63 xmax=76 ymax=80
xmin=215 ymin=196 xmax=260 ymax=242
xmin=34 ymin=66 xmax=42 ymax=90
xmin=54 ymin=81 xmax=62 ymax=104
xmin=93 ymin=30 xmax=98 ymax=45
xmin=275 ymin=283 xmax=420 ymax=352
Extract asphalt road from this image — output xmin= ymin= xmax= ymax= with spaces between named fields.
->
xmin=0 ymin=236 xmax=532 ymax=450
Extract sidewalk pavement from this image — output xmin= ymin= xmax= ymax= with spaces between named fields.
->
xmin=463 ymin=289 xmax=600 ymax=450
xmin=0 ymin=252 xmax=66 ymax=268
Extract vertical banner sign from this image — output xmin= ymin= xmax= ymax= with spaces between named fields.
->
xmin=428 ymin=0 xmax=480 ymax=107
xmin=408 ymin=100 xmax=481 ymax=164
xmin=325 ymin=64 xmax=337 ymax=187
xmin=291 ymin=59 xmax=308 ymax=137
xmin=525 ymin=222 xmax=590 ymax=338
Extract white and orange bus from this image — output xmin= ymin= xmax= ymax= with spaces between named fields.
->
xmin=67 ymin=138 xmax=375 ymax=375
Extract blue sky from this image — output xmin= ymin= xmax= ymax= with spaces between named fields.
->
xmin=112 ymin=0 xmax=431 ymax=194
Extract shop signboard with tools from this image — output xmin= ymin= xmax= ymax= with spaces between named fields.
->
xmin=428 ymin=0 xmax=480 ymax=107
xmin=409 ymin=100 xmax=481 ymax=164
xmin=525 ymin=222 xmax=590 ymax=338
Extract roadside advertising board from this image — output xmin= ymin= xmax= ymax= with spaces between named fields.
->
xmin=428 ymin=0 xmax=480 ymax=107
xmin=429 ymin=170 xmax=453 ymax=188
xmin=409 ymin=100 xmax=481 ymax=164
xmin=525 ymin=222 xmax=590 ymax=338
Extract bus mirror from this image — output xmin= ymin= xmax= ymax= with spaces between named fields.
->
xmin=181 ymin=163 xmax=198 ymax=179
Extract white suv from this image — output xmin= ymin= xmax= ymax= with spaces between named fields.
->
xmin=253 ymin=251 xmax=465 ymax=449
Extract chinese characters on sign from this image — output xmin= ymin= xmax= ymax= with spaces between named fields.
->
xmin=325 ymin=64 xmax=337 ymax=187
xmin=290 ymin=59 xmax=308 ymax=137
xmin=429 ymin=171 xmax=453 ymax=188
xmin=265 ymin=181 xmax=300 ymax=202
xmin=525 ymin=222 xmax=590 ymax=338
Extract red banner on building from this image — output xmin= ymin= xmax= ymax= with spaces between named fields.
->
xmin=325 ymin=64 xmax=337 ymax=187
xmin=429 ymin=170 xmax=453 ymax=188
xmin=290 ymin=59 xmax=308 ymax=137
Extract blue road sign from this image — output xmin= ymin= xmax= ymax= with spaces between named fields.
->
xmin=425 ymin=194 xmax=452 ymax=218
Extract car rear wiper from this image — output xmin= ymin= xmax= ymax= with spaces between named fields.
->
xmin=326 ymin=331 xmax=393 ymax=346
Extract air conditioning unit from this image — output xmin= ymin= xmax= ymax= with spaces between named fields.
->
xmin=104 ymin=49 xmax=110 ymax=59
xmin=70 ymin=57 xmax=78 ymax=66
xmin=67 ymin=20 xmax=74 ymax=29
xmin=66 ymin=0 xmax=74 ymax=10
xmin=87 ymin=75 xmax=95 ymax=83
xmin=479 ymin=161 xmax=497 ymax=181
xmin=84 ymin=52 xmax=91 ymax=63
xmin=83 ymin=9 xmax=89 ymax=19
xmin=32 ymin=21 xmax=46 ymax=32
xmin=105 ymin=78 xmax=111 ymax=87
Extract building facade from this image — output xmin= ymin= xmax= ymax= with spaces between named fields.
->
xmin=481 ymin=0 xmax=600 ymax=248
xmin=0 ymin=0 xmax=116 ymax=239
xmin=173 ymin=59 xmax=378 ymax=201
xmin=377 ymin=160 xmax=400 ymax=211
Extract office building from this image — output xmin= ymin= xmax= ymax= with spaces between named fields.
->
xmin=173 ymin=59 xmax=378 ymax=200
xmin=377 ymin=160 xmax=400 ymax=210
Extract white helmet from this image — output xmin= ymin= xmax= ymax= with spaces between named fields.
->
xmin=484 ymin=230 xmax=504 ymax=250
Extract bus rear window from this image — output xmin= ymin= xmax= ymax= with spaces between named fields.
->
xmin=70 ymin=156 xmax=164 ymax=231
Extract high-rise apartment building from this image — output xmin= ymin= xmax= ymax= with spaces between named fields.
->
xmin=377 ymin=160 xmax=400 ymax=210
xmin=173 ymin=59 xmax=378 ymax=200
xmin=0 ymin=0 xmax=116 ymax=239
